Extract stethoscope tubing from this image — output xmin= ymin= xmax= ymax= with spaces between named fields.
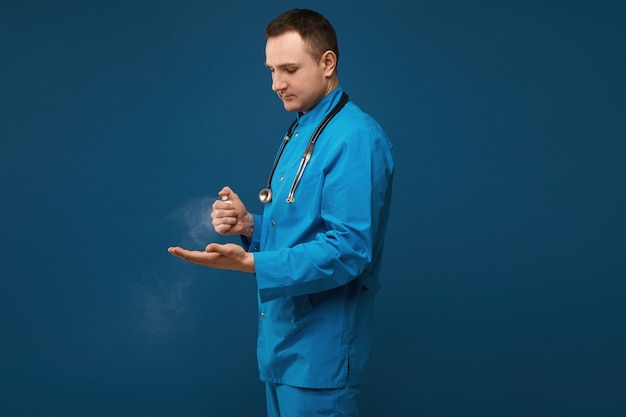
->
xmin=260 ymin=93 xmax=349 ymax=204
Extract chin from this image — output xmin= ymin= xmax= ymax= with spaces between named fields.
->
xmin=282 ymin=101 xmax=303 ymax=113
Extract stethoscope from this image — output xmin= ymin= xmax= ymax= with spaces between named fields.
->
xmin=259 ymin=92 xmax=349 ymax=204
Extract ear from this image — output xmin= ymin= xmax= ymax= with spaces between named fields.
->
xmin=319 ymin=50 xmax=337 ymax=77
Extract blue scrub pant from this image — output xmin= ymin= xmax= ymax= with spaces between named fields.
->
xmin=265 ymin=383 xmax=361 ymax=417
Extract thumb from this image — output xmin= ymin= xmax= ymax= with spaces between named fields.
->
xmin=205 ymin=243 xmax=221 ymax=253
xmin=218 ymin=186 xmax=239 ymax=202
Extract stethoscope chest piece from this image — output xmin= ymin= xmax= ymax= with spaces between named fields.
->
xmin=259 ymin=188 xmax=273 ymax=204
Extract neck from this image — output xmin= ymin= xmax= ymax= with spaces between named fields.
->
xmin=301 ymin=78 xmax=340 ymax=114
xmin=325 ymin=76 xmax=339 ymax=96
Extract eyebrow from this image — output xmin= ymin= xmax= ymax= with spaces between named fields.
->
xmin=265 ymin=62 xmax=299 ymax=69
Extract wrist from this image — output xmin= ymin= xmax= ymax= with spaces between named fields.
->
xmin=241 ymin=213 xmax=254 ymax=238
xmin=243 ymin=252 xmax=255 ymax=273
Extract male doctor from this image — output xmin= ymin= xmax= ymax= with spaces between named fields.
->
xmin=169 ymin=9 xmax=394 ymax=417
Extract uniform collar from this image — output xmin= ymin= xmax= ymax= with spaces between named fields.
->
xmin=295 ymin=87 xmax=344 ymax=128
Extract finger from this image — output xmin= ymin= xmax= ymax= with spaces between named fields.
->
xmin=168 ymin=246 xmax=183 ymax=255
xmin=212 ymin=199 xmax=234 ymax=211
xmin=211 ymin=198 xmax=238 ymax=217
xmin=169 ymin=246 xmax=221 ymax=266
xmin=210 ymin=207 xmax=238 ymax=219
xmin=206 ymin=243 xmax=240 ymax=255
xmin=213 ymin=216 xmax=239 ymax=233
xmin=211 ymin=214 xmax=238 ymax=226
xmin=218 ymin=186 xmax=240 ymax=203
xmin=218 ymin=186 xmax=233 ymax=200
xmin=214 ymin=224 xmax=233 ymax=235
xmin=168 ymin=246 xmax=192 ymax=260
xmin=168 ymin=246 xmax=198 ymax=257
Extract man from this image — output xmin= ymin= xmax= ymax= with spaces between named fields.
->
xmin=169 ymin=9 xmax=394 ymax=417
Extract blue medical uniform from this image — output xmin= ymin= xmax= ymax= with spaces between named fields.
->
xmin=243 ymin=87 xmax=394 ymax=390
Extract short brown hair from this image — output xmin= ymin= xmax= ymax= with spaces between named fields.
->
xmin=265 ymin=9 xmax=339 ymax=64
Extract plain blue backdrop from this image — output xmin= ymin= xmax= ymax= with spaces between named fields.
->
xmin=1 ymin=1 xmax=624 ymax=416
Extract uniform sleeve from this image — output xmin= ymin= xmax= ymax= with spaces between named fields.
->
xmin=253 ymin=117 xmax=394 ymax=303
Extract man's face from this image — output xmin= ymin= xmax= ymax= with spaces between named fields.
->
xmin=265 ymin=31 xmax=333 ymax=113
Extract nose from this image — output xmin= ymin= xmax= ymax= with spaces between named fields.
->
xmin=271 ymin=72 xmax=287 ymax=93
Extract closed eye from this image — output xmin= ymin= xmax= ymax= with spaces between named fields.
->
xmin=265 ymin=65 xmax=299 ymax=74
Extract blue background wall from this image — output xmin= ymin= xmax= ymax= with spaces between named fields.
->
xmin=1 ymin=1 xmax=624 ymax=416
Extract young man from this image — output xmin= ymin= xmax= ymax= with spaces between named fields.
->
xmin=169 ymin=9 xmax=394 ymax=416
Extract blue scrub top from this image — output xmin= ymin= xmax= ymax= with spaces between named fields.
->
xmin=244 ymin=87 xmax=394 ymax=388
